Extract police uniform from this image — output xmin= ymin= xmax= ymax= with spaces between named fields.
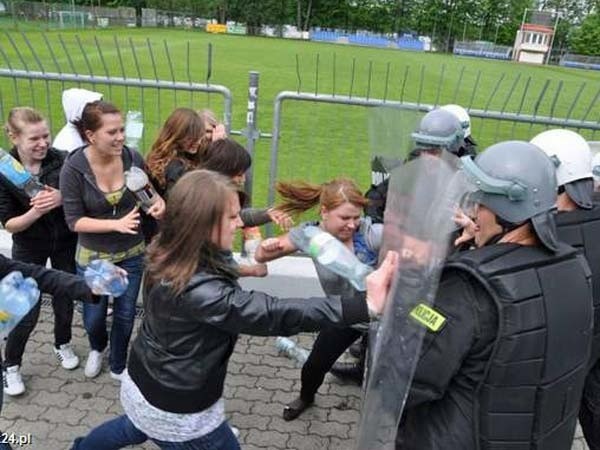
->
xmin=396 ymin=242 xmax=592 ymax=450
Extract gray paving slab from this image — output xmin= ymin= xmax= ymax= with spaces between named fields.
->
xmin=0 ymin=306 xmax=591 ymax=450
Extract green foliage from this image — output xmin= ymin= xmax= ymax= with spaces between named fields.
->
xmin=569 ymin=13 xmax=600 ymax=55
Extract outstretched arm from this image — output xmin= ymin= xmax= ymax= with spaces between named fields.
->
xmin=0 ymin=254 xmax=99 ymax=303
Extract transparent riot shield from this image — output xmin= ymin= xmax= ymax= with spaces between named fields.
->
xmin=368 ymin=106 xmax=424 ymax=185
xmin=356 ymin=117 xmax=474 ymax=450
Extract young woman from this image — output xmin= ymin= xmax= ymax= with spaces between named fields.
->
xmin=71 ymin=169 xmax=397 ymax=450
xmin=255 ymin=178 xmax=383 ymax=420
xmin=145 ymin=108 xmax=208 ymax=197
xmin=60 ymin=100 xmax=165 ymax=380
xmin=0 ymin=107 xmax=79 ymax=397
xmin=200 ymin=138 xmax=292 ymax=229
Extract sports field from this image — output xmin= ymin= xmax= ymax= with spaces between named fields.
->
xmin=1 ymin=27 xmax=600 ymax=205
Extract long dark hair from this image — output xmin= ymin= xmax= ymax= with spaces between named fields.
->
xmin=145 ymin=169 xmax=239 ymax=294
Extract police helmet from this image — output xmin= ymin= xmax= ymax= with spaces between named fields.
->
xmin=530 ymin=129 xmax=594 ymax=209
xmin=411 ymin=109 xmax=464 ymax=155
xmin=440 ymin=104 xmax=472 ymax=138
xmin=461 ymin=141 xmax=559 ymax=252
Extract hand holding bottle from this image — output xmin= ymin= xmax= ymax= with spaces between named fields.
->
xmin=30 ymin=186 xmax=62 ymax=215
xmin=84 ymin=260 xmax=129 ymax=297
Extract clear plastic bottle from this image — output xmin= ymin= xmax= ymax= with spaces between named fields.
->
xmin=243 ymin=227 xmax=262 ymax=264
xmin=84 ymin=260 xmax=129 ymax=297
xmin=124 ymin=166 xmax=159 ymax=212
xmin=0 ymin=271 xmax=40 ymax=338
xmin=295 ymin=226 xmax=373 ymax=291
xmin=0 ymin=148 xmax=44 ymax=198
xmin=125 ymin=111 xmax=144 ymax=150
xmin=275 ymin=337 xmax=310 ymax=365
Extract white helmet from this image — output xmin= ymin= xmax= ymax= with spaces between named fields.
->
xmin=440 ymin=104 xmax=471 ymax=138
xmin=592 ymin=151 xmax=600 ymax=185
xmin=530 ymin=129 xmax=593 ymax=186
xmin=531 ymin=129 xmax=594 ymax=209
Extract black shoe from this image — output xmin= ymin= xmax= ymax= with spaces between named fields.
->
xmin=283 ymin=396 xmax=314 ymax=421
xmin=349 ymin=341 xmax=363 ymax=359
xmin=330 ymin=362 xmax=364 ymax=385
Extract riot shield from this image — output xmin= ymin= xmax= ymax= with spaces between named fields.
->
xmin=368 ymin=106 xmax=424 ymax=185
xmin=356 ymin=149 xmax=474 ymax=450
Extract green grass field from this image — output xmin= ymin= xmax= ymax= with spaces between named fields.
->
xmin=1 ymin=26 xmax=600 ymax=209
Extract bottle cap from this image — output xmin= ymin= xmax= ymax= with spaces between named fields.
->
xmin=125 ymin=166 xmax=149 ymax=191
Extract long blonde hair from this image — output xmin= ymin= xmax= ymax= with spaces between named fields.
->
xmin=276 ymin=178 xmax=368 ymax=215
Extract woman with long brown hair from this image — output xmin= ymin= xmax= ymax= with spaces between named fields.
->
xmin=71 ymin=170 xmax=397 ymax=450
xmin=145 ymin=108 xmax=207 ymax=196
xmin=255 ymin=177 xmax=383 ymax=420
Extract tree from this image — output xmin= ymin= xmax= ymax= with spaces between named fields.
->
xmin=569 ymin=12 xmax=600 ymax=55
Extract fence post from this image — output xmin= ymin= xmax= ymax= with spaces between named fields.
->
xmin=243 ymin=71 xmax=260 ymax=207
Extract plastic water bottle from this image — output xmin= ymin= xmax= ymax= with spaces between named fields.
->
xmin=0 ymin=148 xmax=45 ymax=198
xmin=275 ymin=337 xmax=310 ymax=365
xmin=84 ymin=260 xmax=129 ymax=297
xmin=243 ymin=227 xmax=262 ymax=264
xmin=125 ymin=111 xmax=144 ymax=149
xmin=295 ymin=226 xmax=373 ymax=291
xmin=0 ymin=271 xmax=40 ymax=338
xmin=125 ymin=166 xmax=159 ymax=212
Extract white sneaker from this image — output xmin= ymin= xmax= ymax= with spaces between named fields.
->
xmin=110 ymin=371 xmax=123 ymax=381
xmin=54 ymin=343 xmax=80 ymax=370
xmin=3 ymin=365 xmax=25 ymax=396
xmin=230 ymin=426 xmax=240 ymax=438
xmin=84 ymin=350 xmax=103 ymax=378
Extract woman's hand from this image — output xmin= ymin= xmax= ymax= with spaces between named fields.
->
xmin=365 ymin=251 xmax=399 ymax=317
xmin=112 ymin=207 xmax=140 ymax=234
xmin=267 ymin=208 xmax=294 ymax=231
xmin=260 ymin=238 xmax=284 ymax=253
xmin=211 ymin=123 xmax=227 ymax=141
xmin=30 ymin=186 xmax=62 ymax=215
xmin=453 ymin=208 xmax=478 ymax=247
xmin=147 ymin=196 xmax=166 ymax=220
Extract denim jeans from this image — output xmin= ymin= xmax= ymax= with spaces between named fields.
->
xmin=77 ymin=254 xmax=144 ymax=374
xmin=71 ymin=415 xmax=240 ymax=450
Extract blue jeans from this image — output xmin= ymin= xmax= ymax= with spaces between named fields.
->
xmin=71 ymin=415 xmax=240 ymax=450
xmin=77 ymin=255 xmax=144 ymax=374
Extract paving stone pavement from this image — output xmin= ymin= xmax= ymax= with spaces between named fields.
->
xmin=0 ymin=306 xmax=591 ymax=450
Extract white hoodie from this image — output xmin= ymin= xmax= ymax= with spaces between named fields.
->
xmin=53 ymin=88 xmax=103 ymax=152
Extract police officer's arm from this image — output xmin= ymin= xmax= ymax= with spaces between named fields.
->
xmin=405 ymin=270 xmax=497 ymax=408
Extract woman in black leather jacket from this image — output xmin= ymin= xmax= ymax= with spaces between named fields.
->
xmin=72 ymin=169 xmax=398 ymax=450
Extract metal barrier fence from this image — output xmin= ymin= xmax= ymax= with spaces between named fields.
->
xmin=560 ymin=53 xmax=600 ymax=71
xmin=0 ymin=32 xmax=232 ymax=153
xmin=2 ymin=31 xmax=600 ymax=237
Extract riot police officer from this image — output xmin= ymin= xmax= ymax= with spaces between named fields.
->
xmin=395 ymin=141 xmax=593 ymax=450
xmin=440 ymin=103 xmax=478 ymax=157
xmin=365 ymin=108 xmax=465 ymax=223
xmin=531 ymin=129 xmax=600 ymax=450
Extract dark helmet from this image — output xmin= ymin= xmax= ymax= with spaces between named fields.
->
xmin=461 ymin=141 xmax=559 ymax=252
xmin=411 ymin=109 xmax=465 ymax=155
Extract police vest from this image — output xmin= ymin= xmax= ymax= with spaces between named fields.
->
xmin=556 ymin=207 xmax=600 ymax=363
xmin=447 ymin=242 xmax=592 ymax=450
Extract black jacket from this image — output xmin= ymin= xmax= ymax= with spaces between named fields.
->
xmin=0 ymin=254 xmax=97 ymax=303
xmin=0 ymin=148 xmax=76 ymax=249
xmin=128 ymin=261 xmax=369 ymax=414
